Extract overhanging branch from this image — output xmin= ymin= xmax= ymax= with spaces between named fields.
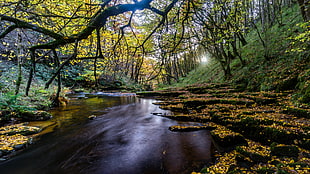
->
xmin=0 ymin=15 xmax=64 ymax=40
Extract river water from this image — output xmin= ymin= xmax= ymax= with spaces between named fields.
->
xmin=0 ymin=95 xmax=212 ymax=174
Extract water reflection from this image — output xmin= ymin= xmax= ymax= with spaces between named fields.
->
xmin=0 ymin=96 xmax=212 ymax=174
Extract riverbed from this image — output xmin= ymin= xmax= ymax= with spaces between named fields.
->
xmin=0 ymin=95 xmax=213 ymax=174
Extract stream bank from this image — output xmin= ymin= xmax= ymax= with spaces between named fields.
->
xmin=137 ymin=83 xmax=310 ymax=173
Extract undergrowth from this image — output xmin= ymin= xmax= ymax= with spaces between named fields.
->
xmin=0 ymin=61 xmax=61 ymax=114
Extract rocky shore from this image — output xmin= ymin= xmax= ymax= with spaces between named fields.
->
xmin=137 ymin=83 xmax=310 ymax=173
xmin=0 ymin=111 xmax=55 ymax=160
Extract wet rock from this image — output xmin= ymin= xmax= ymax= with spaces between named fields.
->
xmin=18 ymin=110 xmax=52 ymax=121
xmin=168 ymin=125 xmax=216 ymax=132
xmin=151 ymin=112 xmax=164 ymax=116
xmin=88 ymin=115 xmax=97 ymax=120
xmin=14 ymin=144 xmax=25 ymax=150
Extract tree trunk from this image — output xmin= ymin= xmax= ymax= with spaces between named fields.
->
xmin=52 ymin=49 xmax=62 ymax=107
xmin=25 ymin=50 xmax=36 ymax=96
xmin=297 ymin=0 xmax=310 ymax=21
xmin=15 ymin=29 xmax=22 ymax=95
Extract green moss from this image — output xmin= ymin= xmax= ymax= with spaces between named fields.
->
xmin=270 ymin=143 xmax=299 ymax=157
xmin=283 ymin=106 xmax=310 ymax=119
xmin=211 ymin=130 xmax=248 ymax=147
xmin=236 ymin=146 xmax=271 ymax=163
xmin=18 ymin=110 xmax=52 ymax=121
xmin=256 ymin=167 xmax=276 ymax=174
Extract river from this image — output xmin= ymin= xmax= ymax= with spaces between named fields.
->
xmin=0 ymin=94 xmax=213 ymax=174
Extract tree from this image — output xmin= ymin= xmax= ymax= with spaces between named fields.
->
xmin=1 ymin=0 xmax=306 ymax=90
xmin=191 ymin=0 xmax=248 ymax=79
xmin=0 ymin=0 xmax=183 ymax=93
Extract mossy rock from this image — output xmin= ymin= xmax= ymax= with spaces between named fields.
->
xmin=186 ymin=83 xmax=230 ymax=94
xmin=210 ymin=114 xmax=236 ymax=126
xmin=136 ymin=91 xmax=187 ymax=97
xmin=262 ymin=127 xmax=296 ymax=144
xmin=256 ymin=167 xmax=276 ymax=174
xmin=276 ymin=75 xmax=298 ymax=91
xmin=241 ymin=94 xmax=278 ymax=105
xmin=211 ymin=129 xmax=248 ymax=147
xmin=238 ymin=117 xmax=260 ymax=126
xmin=227 ymin=164 xmax=248 ymax=174
xmin=159 ymin=104 xmax=188 ymax=112
xmin=158 ymin=114 xmax=196 ymax=122
xmin=169 ymin=125 xmax=216 ymax=132
xmin=0 ymin=134 xmax=30 ymax=154
xmin=255 ymin=97 xmax=278 ymax=105
xmin=287 ymin=162 xmax=310 ymax=168
xmin=160 ymin=114 xmax=211 ymax=123
xmin=270 ymin=143 xmax=299 ymax=157
xmin=282 ymin=106 xmax=310 ymax=119
xmin=184 ymin=98 xmax=254 ymax=108
xmin=0 ymin=123 xmax=41 ymax=136
xmin=300 ymin=83 xmax=310 ymax=103
xmin=235 ymin=154 xmax=255 ymax=168
xmin=236 ymin=146 xmax=271 ymax=163
xmin=227 ymin=117 xmax=262 ymax=139
xmin=18 ymin=110 xmax=52 ymax=121
xmin=136 ymin=91 xmax=163 ymax=97
xmin=297 ymin=138 xmax=310 ymax=150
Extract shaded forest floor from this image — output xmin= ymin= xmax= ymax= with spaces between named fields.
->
xmin=137 ymin=83 xmax=310 ymax=173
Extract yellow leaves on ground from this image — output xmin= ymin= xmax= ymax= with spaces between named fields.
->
xmin=0 ymin=123 xmax=40 ymax=135
xmin=209 ymin=122 xmax=241 ymax=139
xmin=239 ymin=140 xmax=271 ymax=157
xmin=155 ymin=85 xmax=310 ymax=173
xmin=0 ymin=124 xmax=40 ymax=153
xmin=206 ymin=150 xmax=238 ymax=174
xmin=0 ymin=134 xmax=29 ymax=152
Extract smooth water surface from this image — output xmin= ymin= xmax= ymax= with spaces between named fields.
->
xmin=0 ymin=95 xmax=212 ymax=174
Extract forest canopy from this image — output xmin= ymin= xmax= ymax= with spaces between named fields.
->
xmin=0 ymin=0 xmax=309 ymax=95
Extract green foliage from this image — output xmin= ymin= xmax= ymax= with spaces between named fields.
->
xmin=0 ymin=62 xmax=56 ymax=117
xmin=294 ymin=65 xmax=310 ymax=105
xmin=0 ymin=92 xmax=36 ymax=112
xmin=287 ymin=21 xmax=310 ymax=55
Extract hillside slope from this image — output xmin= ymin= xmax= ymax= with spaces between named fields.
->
xmin=173 ymin=4 xmax=310 ymax=105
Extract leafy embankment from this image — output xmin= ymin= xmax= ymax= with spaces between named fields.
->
xmin=0 ymin=62 xmax=56 ymax=160
xmin=137 ymin=83 xmax=310 ymax=173
xmin=0 ymin=123 xmax=47 ymax=159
